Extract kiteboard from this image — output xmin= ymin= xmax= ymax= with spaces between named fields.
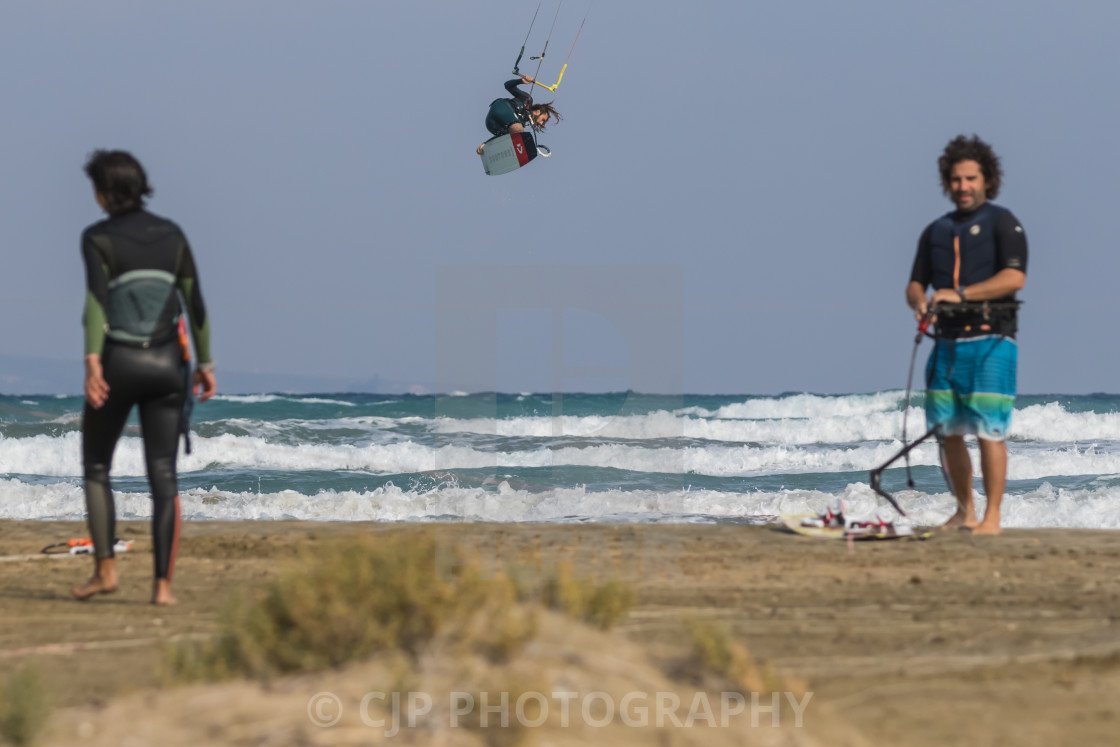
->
xmin=479 ymin=131 xmax=549 ymax=175
xmin=780 ymin=513 xmax=932 ymax=541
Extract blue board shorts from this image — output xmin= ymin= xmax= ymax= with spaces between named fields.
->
xmin=925 ymin=335 xmax=1017 ymax=442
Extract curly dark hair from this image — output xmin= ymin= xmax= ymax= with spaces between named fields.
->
xmin=84 ymin=149 xmax=153 ymax=214
xmin=527 ymin=102 xmax=562 ymax=134
xmin=938 ymin=135 xmax=1002 ymax=199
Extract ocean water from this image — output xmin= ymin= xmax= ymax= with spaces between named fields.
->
xmin=1 ymin=391 xmax=1119 ymax=528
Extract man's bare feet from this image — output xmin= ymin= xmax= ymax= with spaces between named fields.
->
xmin=940 ymin=509 xmax=978 ymax=531
xmin=152 ymin=578 xmax=177 ymax=606
xmin=73 ymin=559 xmax=118 ymax=600
xmin=972 ymin=517 xmax=1002 ymax=535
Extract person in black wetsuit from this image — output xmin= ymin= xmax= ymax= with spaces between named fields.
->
xmin=476 ymin=74 xmax=562 ymax=155
xmin=73 ymin=150 xmax=216 ymax=605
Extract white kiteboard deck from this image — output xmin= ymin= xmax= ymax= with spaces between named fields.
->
xmin=780 ymin=513 xmax=933 ymax=541
xmin=479 ymin=131 xmax=547 ymax=175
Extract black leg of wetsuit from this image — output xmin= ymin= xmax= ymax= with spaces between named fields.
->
xmin=82 ymin=390 xmax=134 ymax=561
xmin=83 ymin=340 xmax=187 ymax=576
xmin=139 ymin=389 xmax=185 ymax=580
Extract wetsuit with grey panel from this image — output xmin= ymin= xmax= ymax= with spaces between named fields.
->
xmin=81 ymin=209 xmax=212 ymax=580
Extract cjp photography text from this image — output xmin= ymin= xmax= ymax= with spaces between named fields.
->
xmin=308 ymin=689 xmax=813 ymax=736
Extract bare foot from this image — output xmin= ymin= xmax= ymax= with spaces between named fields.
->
xmin=73 ymin=576 xmax=117 ymax=600
xmin=151 ymin=578 xmax=177 ymax=606
xmin=476 ymin=144 xmax=485 ymax=155
xmin=73 ymin=558 xmax=118 ymax=600
xmin=972 ymin=518 xmax=1002 ymax=535
xmin=940 ymin=509 xmax=978 ymax=531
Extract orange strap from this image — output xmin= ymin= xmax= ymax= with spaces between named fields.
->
xmin=953 ymin=234 xmax=961 ymax=288
xmin=178 ymin=317 xmax=192 ymax=363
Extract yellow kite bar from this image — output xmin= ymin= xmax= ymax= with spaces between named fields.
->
xmin=530 ymin=64 xmax=567 ymax=93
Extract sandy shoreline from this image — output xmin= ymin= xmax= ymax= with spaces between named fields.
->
xmin=1 ymin=518 xmax=1119 ymax=745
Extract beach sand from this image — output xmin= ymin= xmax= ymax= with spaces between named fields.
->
xmin=1 ymin=519 xmax=1118 ymax=745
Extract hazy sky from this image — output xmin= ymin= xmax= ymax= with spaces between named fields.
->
xmin=1 ymin=0 xmax=1117 ymax=395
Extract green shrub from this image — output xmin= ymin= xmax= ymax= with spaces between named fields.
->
xmin=540 ymin=565 xmax=635 ymax=630
xmin=167 ymin=534 xmax=637 ymax=683
xmin=0 ymin=667 xmax=50 ymax=747
xmin=680 ymin=619 xmax=786 ymax=694
xmin=168 ymin=534 xmax=524 ymax=680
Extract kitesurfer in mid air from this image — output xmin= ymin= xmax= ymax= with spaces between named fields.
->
xmin=476 ymin=74 xmax=561 ymax=155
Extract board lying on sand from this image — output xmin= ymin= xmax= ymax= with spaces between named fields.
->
xmin=479 ymin=131 xmax=548 ymax=175
xmin=781 ymin=513 xmax=933 ymax=541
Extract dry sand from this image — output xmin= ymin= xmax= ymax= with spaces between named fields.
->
xmin=1 ymin=519 xmax=1119 ymax=745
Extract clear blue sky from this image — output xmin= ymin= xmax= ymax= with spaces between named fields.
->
xmin=1 ymin=0 xmax=1117 ymax=394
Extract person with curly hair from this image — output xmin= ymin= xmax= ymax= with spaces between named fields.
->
xmin=905 ymin=135 xmax=1028 ymax=535
xmin=476 ymin=74 xmax=562 ymax=155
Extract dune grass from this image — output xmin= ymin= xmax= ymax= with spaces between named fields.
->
xmin=167 ymin=534 xmax=634 ymax=682
xmin=0 ymin=667 xmax=50 ymax=747
xmin=677 ymin=619 xmax=792 ymax=694
xmin=539 ymin=564 xmax=635 ymax=630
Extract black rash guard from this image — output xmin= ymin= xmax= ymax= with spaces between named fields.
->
xmin=80 ymin=208 xmax=212 ymax=580
xmin=504 ymin=77 xmax=534 ymax=110
xmin=910 ymin=202 xmax=1028 ymax=337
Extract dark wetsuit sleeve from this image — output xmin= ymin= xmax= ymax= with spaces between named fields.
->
xmin=176 ymin=239 xmax=212 ymax=364
xmin=82 ymin=231 xmax=110 ymax=356
xmin=504 ymin=78 xmax=533 ymax=108
xmin=994 ymin=210 xmax=1028 ymax=275
xmin=909 ymin=223 xmax=934 ymax=288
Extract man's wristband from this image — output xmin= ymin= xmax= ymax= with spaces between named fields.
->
xmin=197 ymin=361 xmax=216 ymax=373
xmin=956 ymin=286 xmax=967 ymax=302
